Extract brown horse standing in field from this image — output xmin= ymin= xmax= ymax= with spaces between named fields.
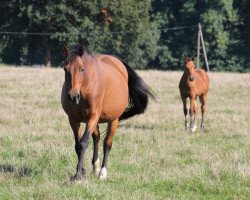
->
xmin=179 ymin=57 xmax=209 ymax=132
xmin=61 ymin=44 xmax=154 ymax=180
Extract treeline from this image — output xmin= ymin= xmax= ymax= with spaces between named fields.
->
xmin=0 ymin=0 xmax=249 ymax=71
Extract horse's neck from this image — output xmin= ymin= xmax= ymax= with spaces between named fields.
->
xmin=183 ymin=70 xmax=190 ymax=77
xmin=82 ymin=55 xmax=99 ymax=88
xmin=82 ymin=53 xmax=93 ymax=67
xmin=184 ymin=68 xmax=196 ymax=76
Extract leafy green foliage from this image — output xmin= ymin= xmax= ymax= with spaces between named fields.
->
xmin=0 ymin=0 xmax=249 ymax=71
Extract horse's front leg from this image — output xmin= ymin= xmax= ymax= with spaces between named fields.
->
xmin=76 ymin=112 xmax=100 ymax=179
xmin=68 ymin=117 xmax=84 ymax=179
xmin=190 ymin=97 xmax=198 ymax=132
xmin=99 ymin=118 xmax=119 ymax=180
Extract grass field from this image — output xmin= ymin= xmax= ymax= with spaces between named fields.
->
xmin=0 ymin=66 xmax=249 ymax=199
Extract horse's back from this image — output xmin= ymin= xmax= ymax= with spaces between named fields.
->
xmin=96 ymin=55 xmax=128 ymax=83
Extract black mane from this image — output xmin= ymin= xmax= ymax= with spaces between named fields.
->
xmin=68 ymin=44 xmax=92 ymax=63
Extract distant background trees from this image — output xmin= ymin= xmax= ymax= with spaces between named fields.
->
xmin=0 ymin=0 xmax=249 ymax=71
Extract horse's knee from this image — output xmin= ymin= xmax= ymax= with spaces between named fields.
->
xmin=189 ymin=107 xmax=196 ymax=115
xmin=194 ymin=107 xmax=198 ymax=115
xmin=75 ymin=143 xmax=81 ymax=154
xmin=80 ymin=140 xmax=89 ymax=151
xmin=201 ymin=105 xmax=206 ymax=113
xmin=202 ymin=108 xmax=206 ymax=113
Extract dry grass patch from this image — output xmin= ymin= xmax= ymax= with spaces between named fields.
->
xmin=0 ymin=66 xmax=249 ymax=199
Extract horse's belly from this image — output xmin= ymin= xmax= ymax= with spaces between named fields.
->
xmin=100 ymin=84 xmax=128 ymax=122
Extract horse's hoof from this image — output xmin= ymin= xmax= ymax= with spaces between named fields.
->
xmin=71 ymin=168 xmax=85 ymax=181
xmin=71 ymin=173 xmax=84 ymax=181
xmin=93 ymin=158 xmax=101 ymax=176
xmin=190 ymin=124 xmax=197 ymax=132
xmin=200 ymin=124 xmax=205 ymax=131
xmin=98 ymin=167 xmax=107 ymax=180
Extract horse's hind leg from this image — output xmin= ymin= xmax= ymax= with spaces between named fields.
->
xmin=181 ymin=96 xmax=188 ymax=131
xmin=92 ymin=125 xmax=100 ymax=176
xmin=199 ymin=94 xmax=207 ymax=130
xmin=99 ymin=119 xmax=119 ymax=180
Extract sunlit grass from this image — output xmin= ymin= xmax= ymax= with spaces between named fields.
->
xmin=0 ymin=67 xmax=249 ymax=199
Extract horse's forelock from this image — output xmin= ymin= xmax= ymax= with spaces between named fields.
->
xmin=67 ymin=53 xmax=77 ymax=64
xmin=71 ymin=44 xmax=91 ymax=57
xmin=184 ymin=57 xmax=194 ymax=64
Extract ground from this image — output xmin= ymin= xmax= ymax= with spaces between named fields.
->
xmin=0 ymin=66 xmax=249 ymax=199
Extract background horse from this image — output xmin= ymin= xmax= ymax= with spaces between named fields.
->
xmin=179 ymin=57 xmax=209 ymax=132
xmin=61 ymin=44 xmax=155 ymax=180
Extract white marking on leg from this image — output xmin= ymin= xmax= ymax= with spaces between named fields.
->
xmin=93 ymin=158 xmax=100 ymax=176
xmin=98 ymin=167 xmax=107 ymax=180
xmin=191 ymin=124 xmax=197 ymax=132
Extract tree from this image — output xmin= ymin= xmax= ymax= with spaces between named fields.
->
xmin=0 ymin=0 xmax=159 ymax=68
xmin=152 ymin=0 xmax=245 ymax=71
xmin=0 ymin=0 xmax=249 ymax=71
xmin=237 ymin=0 xmax=250 ymax=71
xmin=199 ymin=0 xmax=243 ymax=71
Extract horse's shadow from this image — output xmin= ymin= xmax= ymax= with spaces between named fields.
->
xmin=119 ymin=123 xmax=155 ymax=130
xmin=0 ymin=164 xmax=32 ymax=177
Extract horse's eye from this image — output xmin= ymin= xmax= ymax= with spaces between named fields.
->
xmin=80 ymin=68 xmax=84 ymax=73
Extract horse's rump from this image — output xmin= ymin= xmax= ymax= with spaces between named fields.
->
xmin=96 ymin=54 xmax=155 ymax=121
xmin=96 ymin=55 xmax=129 ymax=122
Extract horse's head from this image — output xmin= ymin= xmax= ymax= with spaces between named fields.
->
xmin=184 ymin=57 xmax=195 ymax=81
xmin=62 ymin=44 xmax=86 ymax=105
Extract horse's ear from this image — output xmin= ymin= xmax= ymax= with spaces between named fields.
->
xmin=184 ymin=55 xmax=188 ymax=62
xmin=62 ymin=46 xmax=69 ymax=57
xmin=78 ymin=45 xmax=84 ymax=57
xmin=191 ymin=57 xmax=195 ymax=61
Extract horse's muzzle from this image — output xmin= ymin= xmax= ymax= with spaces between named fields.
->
xmin=189 ymin=76 xmax=194 ymax=81
xmin=68 ymin=92 xmax=80 ymax=105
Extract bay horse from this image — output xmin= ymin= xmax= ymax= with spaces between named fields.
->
xmin=61 ymin=44 xmax=155 ymax=180
xmin=179 ymin=57 xmax=209 ymax=132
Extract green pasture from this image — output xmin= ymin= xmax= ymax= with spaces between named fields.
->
xmin=0 ymin=67 xmax=249 ymax=199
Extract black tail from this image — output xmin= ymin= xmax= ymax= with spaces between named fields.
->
xmin=119 ymin=61 xmax=156 ymax=121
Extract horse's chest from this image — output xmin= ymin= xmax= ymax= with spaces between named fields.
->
xmin=181 ymin=84 xmax=193 ymax=96
xmin=62 ymin=99 xmax=90 ymax=123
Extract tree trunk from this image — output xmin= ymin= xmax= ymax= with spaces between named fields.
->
xmin=42 ymin=35 xmax=51 ymax=67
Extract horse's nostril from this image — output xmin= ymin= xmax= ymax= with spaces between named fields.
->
xmin=68 ymin=94 xmax=72 ymax=101
xmin=68 ymin=92 xmax=80 ymax=105
xmin=76 ymin=93 xmax=80 ymax=100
